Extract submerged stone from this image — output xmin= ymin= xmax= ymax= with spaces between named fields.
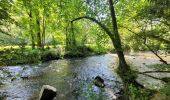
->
xmin=94 ymin=76 xmax=105 ymax=88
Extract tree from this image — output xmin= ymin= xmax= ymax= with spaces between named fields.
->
xmin=22 ymin=0 xmax=35 ymax=49
xmin=71 ymin=0 xmax=129 ymax=72
xmin=71 ymin=0 xmax=130 ymax=99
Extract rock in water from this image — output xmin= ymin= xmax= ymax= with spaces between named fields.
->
xmin=39 ymin=85 xmax=57 ymax=100
xmin=94 ymin=76 xmax=105 ymax=88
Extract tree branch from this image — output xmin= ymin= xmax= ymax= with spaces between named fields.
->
xmin=71 ymin=16 xmax=113 ymax=38
xmin=147 ymin=34 xmax=170 ymax=44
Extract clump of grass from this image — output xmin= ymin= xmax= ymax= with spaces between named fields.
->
xmin=128 ymin=83 xmax=156 ymax=100
xmin=160 ymin=84 xmax=170 ymax=99
xmin=81 ymin=81 xmax=107 ymax=100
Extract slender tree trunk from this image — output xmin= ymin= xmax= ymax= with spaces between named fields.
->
xmin=71 ymin=23 xmax=76 ymax=49
xmin=36 ymin=12 xmax=42 ymax=48
xmin=42 ymin=15 xmax=46 ymax=49
xmin=52 ymin=35 xmax=56 ymax=48
xmin=65 ymin=26 xmax=69 ymax=50
xmin=29 ymin=9 xmax=35 ymax=49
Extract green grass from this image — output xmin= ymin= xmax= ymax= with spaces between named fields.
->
xmin=0 ymin=45 xmax=20 ymax=50
xmin=128 ymin=83 xmax=156 ymax=100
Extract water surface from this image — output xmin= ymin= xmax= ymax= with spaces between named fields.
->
xmin=0 ymin=54 xmax=122 ymax=100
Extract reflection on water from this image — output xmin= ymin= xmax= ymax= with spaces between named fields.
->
xmin=0 ymin=54 xmax=123 ymax=100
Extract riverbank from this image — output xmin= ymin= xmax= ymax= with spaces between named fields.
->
xmin=0 ymin=45 xmax=113 ymax=67
xmin=125 ymin=53 xmax=170 ymax=100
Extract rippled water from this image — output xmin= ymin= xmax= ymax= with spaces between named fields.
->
xmin=0 ymin=54 xmax=123 ymax=100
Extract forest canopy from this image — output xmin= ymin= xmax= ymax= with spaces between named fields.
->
xmin=0 ymin=0 xmax=169 ymax=52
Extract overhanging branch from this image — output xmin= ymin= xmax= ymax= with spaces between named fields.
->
xmin=71 ymin=16 xmax=113 ymax=38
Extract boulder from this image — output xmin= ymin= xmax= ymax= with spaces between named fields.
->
xmin=39 ymin=85 xmax=57 ymax=100
xmin=0 ymin=81 xmax=4 ymax=85
xmin=94 ymin=76 xmax=105 ymax=88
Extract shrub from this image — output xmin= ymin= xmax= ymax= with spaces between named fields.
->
xmin=41 ymin=49 xmax=61 ymax=61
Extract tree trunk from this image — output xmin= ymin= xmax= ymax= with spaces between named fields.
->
xmin=108 ymin=0 xmax=129 ymax=99
xmin=65 ymin=26 xmax=69 ymax=50
xmin=70 ymin=12 xmax=130 ymax=98
xmin=108 ymin=0 xmax=129 ymax=71
xmin=36 ymin=13 xmax=42 ymax=48
xmin=42 ymin=15 xmax=46 ymax=49
xmin=29 ymin=9 xmax=35 ymax=49
xmin=71 ymin=23 xmax=76 ymax=49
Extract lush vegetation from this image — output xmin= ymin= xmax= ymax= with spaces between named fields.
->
xmin=0 ymin=0 xmax=169 ymax=63
xmin=0 ymin=0 xmax=170 ymax=100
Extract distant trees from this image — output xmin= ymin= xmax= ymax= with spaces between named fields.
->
xmin=0 ymin=0 xmax=169 ymax=52
xmin=9 ymin=0 xmax=63 ymax=49
xmin=0 ymin=0 xmax=13 ymax=35
xmin=114 ymin=0 xmax=170 ymax=52
xmin=116 ymin=0 xmax=169 ymax=63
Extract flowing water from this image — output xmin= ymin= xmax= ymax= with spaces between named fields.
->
xmin=0 ymin=54 xmax=123 ymax=100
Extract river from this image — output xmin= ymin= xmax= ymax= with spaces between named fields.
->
xmin=0 ymin=54 xmax=123 ymax=100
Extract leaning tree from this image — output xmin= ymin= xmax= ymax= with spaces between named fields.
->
xmin=71 ymin=0 xmax=130 ymax=99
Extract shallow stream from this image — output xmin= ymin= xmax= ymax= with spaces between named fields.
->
xmin=0 ymin=54 xmax=122 ymax=100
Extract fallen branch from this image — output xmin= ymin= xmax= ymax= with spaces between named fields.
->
xmin=141 ymin=71 xmax=170 ymax=73
xmin=138 ymin=72 xmax=163 ymax=81
xmin=137 ymin=72 xmax=170 ymax=83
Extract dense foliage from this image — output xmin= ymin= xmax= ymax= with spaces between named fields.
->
xmin=0 ymin=0 xmax=169 ymax=52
